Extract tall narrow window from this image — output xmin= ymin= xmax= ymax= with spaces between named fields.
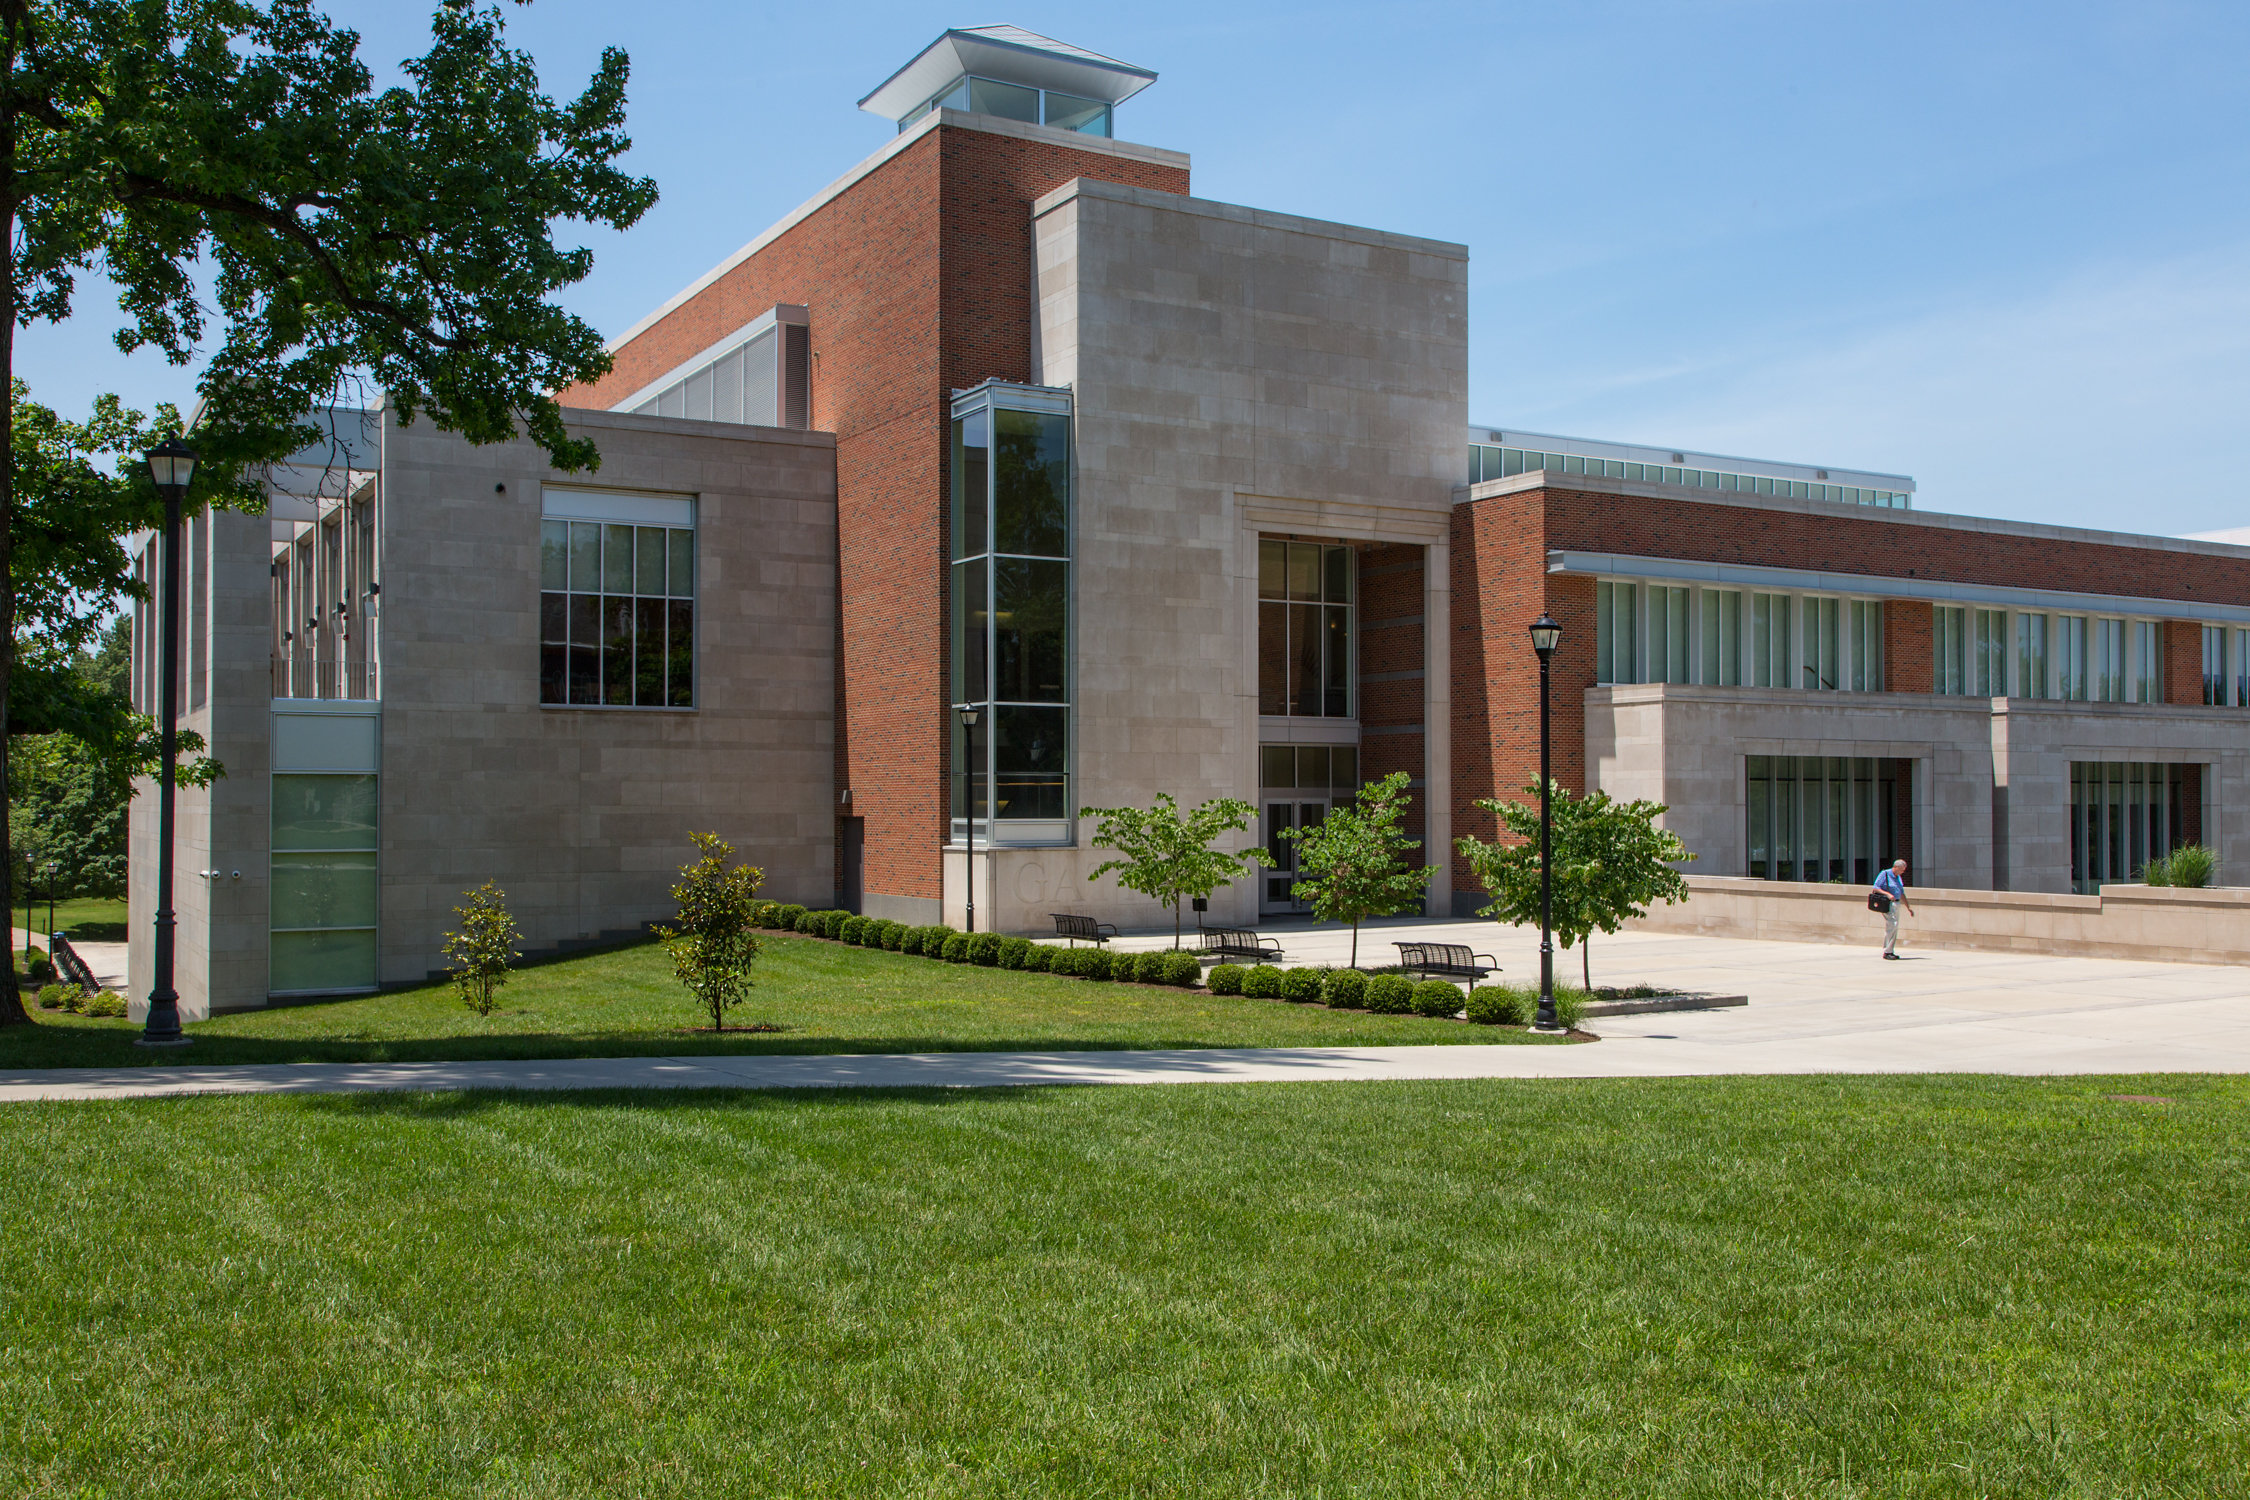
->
xmin=1848 ymin=600 xmax=1883 ymax=691
xmin=1257 ymin=539 xmax=1353 ymax=716
xmin=1974 ymin=609 xmax=2007 ymax=696
xmin=1801 ymin=597 xmax=1841 ymax=690
xmin=1648 ymin=585 xmax=1691 ymax=684
xmin=953 ymin=384 xmax=1073 ymax=834
xmin=2056 ymin=616 xmax=2089 ymax=701
xmin=1700 ymin=588 xmax=1741 ymax=685
xmin=2093 ymin=618 xmax=2126 ymax=701
xmin=540 ymin=492 xmax=694 ymax=708
xmin=1933 ymin=606 xmax=1967 ymax=695
xmin=2132 ymin=621 xmax=2160 ymax=702
xmin=1752 ymin=593 xmax=1791 ymax=688
xmin=2205 ymin=625 xmax=2227 ymax=706
xmin=2237 ymin=628 xmax=2250 ymax=708
xmin=1595 ymin=580 xmax=1637 ymax=684
xmin=2016 ymin=613 xmax=2049 ymax=699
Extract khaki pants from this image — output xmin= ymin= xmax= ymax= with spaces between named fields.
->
xmin=1883 ymin=906 xmax=1901 ymax=954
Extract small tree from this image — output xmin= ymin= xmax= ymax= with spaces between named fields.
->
xmin=654 ymin=832 xmax=764 ymax=1031
xmin=441 ymin=882 xmax=520 ymax=1017
xmin=1280 ymin=771 xmax=1438 ymax=968
xmin=1080 ymin=794 xmax=1266 ymax=948
xmin=1455 ymin=780 xmax=1694 ymax=988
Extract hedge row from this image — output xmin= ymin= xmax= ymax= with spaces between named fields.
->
xmin=744 ymin=902 xmax=1206 ymax=988
xmin=1200 ymin=965 xmax=1581 ymax=1026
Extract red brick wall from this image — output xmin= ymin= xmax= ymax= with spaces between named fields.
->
xmin=563 ymin=125 xmax=1186 ymax=907
xmin=1448 ymin=490 xmax=1600 ymax=898
xmin=1539 ymin=484 xmax=2250 ymax=602
xmin=1886 ymin=600 xmax=1934 ymax=694
xmin=1355 ymin=544 xmax=1426 ymax=839
xmin=2163 ymin=620 xmax=2204 ymax=706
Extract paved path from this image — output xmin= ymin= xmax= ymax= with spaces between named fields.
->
xmin=11 ymin=921 xmax=2243 ymax=1103
xmin=13 ymin=929 xmax=127 ymax=990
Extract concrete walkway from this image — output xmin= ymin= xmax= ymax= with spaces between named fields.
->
xmin=7 ymin=921 xmax=2243 ymax=1102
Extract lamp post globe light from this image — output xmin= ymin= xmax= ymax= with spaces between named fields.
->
xmin=1527 ymin=613 xmax=1565 ymax=1034
xmin=957 ymin=705 xmax=981 ymax=935
xmin=139 ymin=436 xmax=198 ymax=1048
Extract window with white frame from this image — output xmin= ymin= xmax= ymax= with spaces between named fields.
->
xmin=2092 ymin=617 xmax=2126 ymax=701
xmin=1595 ymin=580 xmax=1638 ymax=685
xmin=2132 ymin=621 xmax=2161 ymax=702
xmin=2205 ymin=626 xmax=2227 ymax=706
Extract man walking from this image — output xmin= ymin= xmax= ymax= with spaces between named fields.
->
xmin=1872 ymin=858 xmax=1914 ymax=959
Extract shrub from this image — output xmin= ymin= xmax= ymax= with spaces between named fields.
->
xmin=1411 ymin=980 xmax=1464 ymax=1019
xmin=967 ymin=932 xmax=1002 ymax=966
xmin=1365 ymin=974 xmax=1415 ymax=1014
xmin=879 ymin=921 xmax=907 ymax=951
xmin=1020 ymin=943 xmax=1054 ymax=973
xmin=895 ymin=925 xmax=924 ymax=956
xmin=654 ymin=832 xmax=766 ymax=1032
xmin=22 ymin=955 xmax=53 ymax=986
xmin=839 ymin=916 xmax=868 ymax=946
xmin=1045 ymin=947 xmax=1082 ymax=978
xmin=923 ymin=925 xmax=958 ymax=957
xmin=998 ymin=936 xmax=1032 ymax=969
xmin=820 ymin=911 xmax=850 ymax=939
xmin=81 ymin=991 xmax=126 ymax=1018
xmin=2147 ymin=844 xmax=2217 ymax=889
xmin=941 ymin=933 xmax=971 ymax=963
xmin=1323 ymin=968 xmax=1369 ymax=1009
xmin=1553 ymin=986 xmax=1589 ymax=1030
xmin=1079 ymin=949 xmax=1116 ymax=982
xmin=442 ymin=882 xmax=522 ymax=1017
xmin=776 ymin=904 xmax=808 ymax=932
xmin=1131 ymin=952 xmax=1171 ymax=985
xmin=748 ymin=900 xmax=777 ymax=928
xmin=1240 ymin=964 xmax=1282 ymax=999
xmin=1207 ymin=963 xmax=1246 ymax=995
xmin=1465 ymin=985 xmax=1533 ymax=1026
xmin=1159 ymin=951 xmax=1203 ymax=988
xmin=35 ymin=983 xmax=70 ymax=1011
xmin=1280 ymin=967 xmax=1324 ymax=1003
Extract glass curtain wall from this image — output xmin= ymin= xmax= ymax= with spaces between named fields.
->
xmin=1753 ymin=593 xmax=1791 ymax=687
xmin=952 ymin=384 xmax=1072 ymax=840
xmin=1648 ymin=585 xmax=1691 ymax=684
xmin=1745 ymin=756 xmax=1908 ymax=884
xmin=2057 ymin=616 xmax=2089 ymax=700
xmin=270 ymin=771 xmax=378 ymax=992
xmin=1595 ymin=580 xmax=1637 ymax=684
xmin=2069 ymin=762 xmax=2186 ymax=892
xmin=1258 ymin=541 xmax=1353 ymax=716
xmin=1849 ymin=601 xmax=1883 ymax=691
xmin=1974 ymin=609 xmax=2007 ymax=695
xmin=1701 ymin=589 xmax=1741 ymax=685
xmin=1801 ymin=597 xmax=1842 ymax=690
xmin=2205 ymin=626 xmax=2227 ymax=705
xmin=1934 ymin=606 xmax=1967 ymax=694
xmin=2016 ymin=612 xmax=2049 ymax=698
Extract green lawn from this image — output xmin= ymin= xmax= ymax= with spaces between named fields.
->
xmin=19 ymin=895 xmax=128 ymax=941
xmin=0 ymin=934 xmax=1559 ymax=1069
xmin=2 ymin=1074 xmax=2242 ymax=1496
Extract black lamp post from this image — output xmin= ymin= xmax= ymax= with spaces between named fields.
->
xmin=957 ymin=705 xmax=981 ymax=934
xmin=19 ymin=852 xmax=32 ymax=964
xmin=1528 ymin=613 xmax=1565 ymax=1033
xmin=43 ymin=860 xmax=57 ymax=947
xmin=139 ymin=436 xmax=198 ymax=1048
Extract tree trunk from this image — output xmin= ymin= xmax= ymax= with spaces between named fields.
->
xmin=0 ymin=44 xmax=29 ymax=1029
xmin=1349 ymin=919 xmax=1359 ymax=970
xmin=1173 ymin=899 xmax=1181 ymax=951
xmin=1581 ymin=935 xmax=1590 ymax=992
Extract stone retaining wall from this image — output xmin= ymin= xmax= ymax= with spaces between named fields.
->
xmin=1627 ymin=874 xmax=2250 ymax=966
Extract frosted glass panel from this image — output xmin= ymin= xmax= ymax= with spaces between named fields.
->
xmin=271 ymin=852 xmax=378 ymax=930
xmin=272 ymin=774 xmax=377 ymax=851
xmin=270 ymin=929 xmax=377 ymax=993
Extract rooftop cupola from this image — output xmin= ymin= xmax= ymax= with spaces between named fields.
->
xmin=858 ymin=25 xmax=1155 ymax=138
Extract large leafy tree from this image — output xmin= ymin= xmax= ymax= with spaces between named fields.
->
xmin=1279 ymin=771 xmax=1438 ymax=968
xmin=1080 ymin=794 xmax=1266 ymax=949
xmin=0 ymin=0 xmax=658 ymax=1024
xmin=1455 ymin=780 xmax=1694 ymax=988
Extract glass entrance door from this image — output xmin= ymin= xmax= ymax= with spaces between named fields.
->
xmin=1263 ymin=800 xmax=1328 ymax=914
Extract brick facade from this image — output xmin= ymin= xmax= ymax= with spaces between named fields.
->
xmin=2164 ymin=618 xmax=2205 ymax=706
xmin=566 ymin=123 xmax=1187 ymax=909
xmin=1355 ymin=543 xmax=1428 ymax=839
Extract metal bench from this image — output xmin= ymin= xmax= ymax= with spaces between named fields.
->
xmin=1201 ymin=927 xmax=1284 ymax=963
xmin=1394 ymin=941 xmax=1498 ymax=981
xmin=1049 ymin=913 xmax=1118 ymax=947
xmin=48 ymin=932 xmax=101 ymax=997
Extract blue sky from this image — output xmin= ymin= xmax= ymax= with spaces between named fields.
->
xmin=21 ymin=0 xmax=2250 ymax=533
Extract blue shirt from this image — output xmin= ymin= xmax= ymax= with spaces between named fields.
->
xmin=1874 ymin=870 xmax=1907 ymax=901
